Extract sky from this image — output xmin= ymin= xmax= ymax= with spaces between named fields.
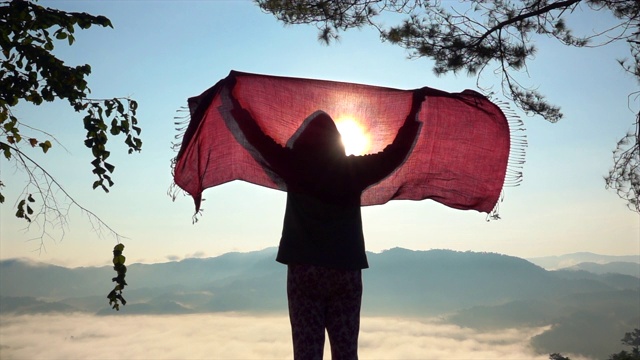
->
xmin=0 ymin=0 xmax=638 ymax=268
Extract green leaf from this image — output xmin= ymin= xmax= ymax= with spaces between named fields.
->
xmin=39 ymin=140 xmax=52 ymax=153
xmin=104 ymin=174 xmax=114 ymax=187
xmin=96 ymin=16 xmax=113 ymax=28
xmin=2 ymin=147 xmax=11 ymax=159
xmin=110 ymin=119 xmax=120 ymax=135
xmin=113 ymin=254 xmax=126 ymax=265
xmin=104 ymin=162 xmax=115 ymax=173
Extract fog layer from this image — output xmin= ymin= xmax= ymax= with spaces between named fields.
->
xmin=0 ymin=313 xmax=589 ymax=359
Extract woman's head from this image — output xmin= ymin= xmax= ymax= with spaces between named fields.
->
xmin=292 ymin=111 xmax=345 ymax=158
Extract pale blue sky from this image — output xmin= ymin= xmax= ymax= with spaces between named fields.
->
xmin=1 ymin=0 xmax=638 ymax=267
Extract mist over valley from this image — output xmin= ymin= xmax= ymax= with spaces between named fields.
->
xmin=1 ymin=248 xmax=638 ymax=359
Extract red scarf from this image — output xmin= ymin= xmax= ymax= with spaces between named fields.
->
xmin=172 ymin=71 xmax=522 ymax=218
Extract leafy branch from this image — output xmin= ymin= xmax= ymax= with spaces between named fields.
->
xmin=1 ymin=0 xmax=143 ymax=245
xmin=107 ymin=243 xmax=127 ymax=311
xmin=1 ymin=137 xmax=127 ymax=252
xmin=257 ymin=0 xmax=640 ymax=211
xmin=605 ymin=107 xmax=639 ymax=212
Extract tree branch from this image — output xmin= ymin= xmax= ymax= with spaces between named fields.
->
xmin=471 ymin=0 xmax=583 ymax=47
xmin=2 ymin=140 xmax=127 ymax=251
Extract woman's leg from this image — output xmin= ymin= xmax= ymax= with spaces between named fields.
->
xmin=287 ymin=264 xmax=326 ymax=360
xmin=325 ymin=269 xmax=362 ymax=360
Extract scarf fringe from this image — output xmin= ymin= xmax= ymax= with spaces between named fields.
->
xmin=171 ymin=107 xmax=190 ymax=156
xmin=487 ymin=99 xmax=528 ymax=221
xmin=169 ymin=106 xmax=202 ymax=223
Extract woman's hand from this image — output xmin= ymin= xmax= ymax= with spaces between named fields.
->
xmin=411 ymin=88 xmax=427 ymax=115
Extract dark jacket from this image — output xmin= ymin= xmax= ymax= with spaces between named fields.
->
xmin=230 ymin=103 xmax=421 ymax=269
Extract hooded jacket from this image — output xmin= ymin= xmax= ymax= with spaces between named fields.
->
xmin=230 ymin=104 xmax=421 ymax=269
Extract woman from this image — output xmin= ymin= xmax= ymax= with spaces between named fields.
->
xmin=225 ymin=81 xmax=424 ymax=359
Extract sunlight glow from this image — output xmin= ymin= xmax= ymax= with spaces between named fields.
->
xmin=335 ymin=116 xmax=371 ymax=156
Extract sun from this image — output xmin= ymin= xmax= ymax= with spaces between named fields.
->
xmin=335 ymin=116 xmax=371 ymax=156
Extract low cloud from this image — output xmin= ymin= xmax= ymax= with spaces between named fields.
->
xmin=163 ymin=251 xmax=206 ymax=263
xmin=186 ymin=251 xmax=207 ymax=259
xmin=0 ymin=313 xmax=588 ymax=359
xmin=165 ymin=255 xmax=181 ymax=262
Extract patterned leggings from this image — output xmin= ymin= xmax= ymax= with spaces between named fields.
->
xmin=287 ymin=264 xmax=362 ymax=360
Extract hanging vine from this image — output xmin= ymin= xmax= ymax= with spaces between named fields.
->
xmin=107 ymin=243 xmax=127 ymax=311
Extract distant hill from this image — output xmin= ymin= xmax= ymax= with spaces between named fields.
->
xmin=527 ymin=252 xmax=640 ymax=270
xmin=551 ymin=268 xmax=640 ymax=291
xmin=1 ymin=248 xmax=638 ymax=359
xmin=0 ymin=258 xmax=113 ymax=299
xmin=364 ymin=248 xmax=614 ymax=316
xmin=562 ymin=261 xmax=640 ymax=278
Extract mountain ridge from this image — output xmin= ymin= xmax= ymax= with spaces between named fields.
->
xmin=1 ymin=247 xmax=638 ymax=359
xmin=527 ymin=252 xmax=640 ymax=270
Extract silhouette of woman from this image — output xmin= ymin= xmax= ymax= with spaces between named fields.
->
xmin=226 ymin=81 xmax=424 ymax=359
